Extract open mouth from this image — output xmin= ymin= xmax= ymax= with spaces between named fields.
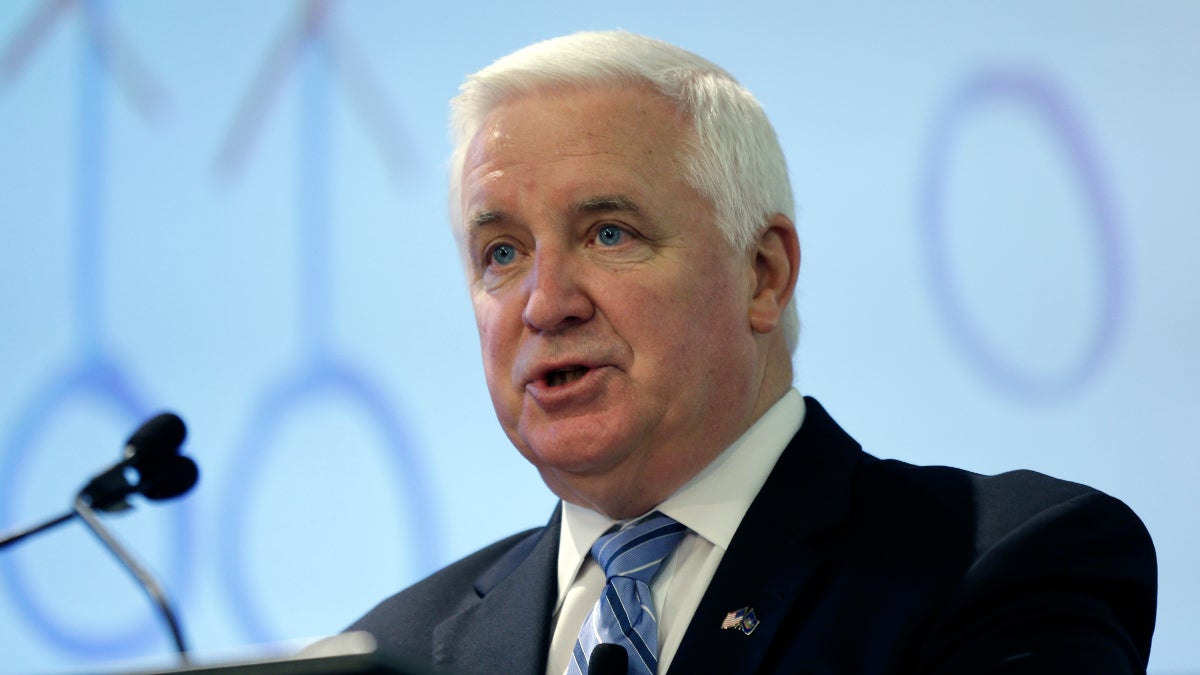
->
xmin=546 ymin=366 xmax=589 ymax=387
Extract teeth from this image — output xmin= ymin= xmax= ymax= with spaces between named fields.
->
xmin=547 ymin=367 xmax=587 ymax=387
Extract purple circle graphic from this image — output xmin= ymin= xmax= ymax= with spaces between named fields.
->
xmin=921 ymin=71 xmax=1125 ymax=401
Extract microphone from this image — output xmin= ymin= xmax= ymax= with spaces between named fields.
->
xmin=0 ymin=412 xmax=197 ymax=664
xmin=138 ymin=454 xmax=199 ymax=501
xmin=588 ymin=644 xmax=628 ymax=674
xmin=79 ymin=412 xmax=192 ymax=512
xmin=0 ymin=412 xmax=197 ymax=549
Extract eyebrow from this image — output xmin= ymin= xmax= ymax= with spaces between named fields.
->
xmin=467 ymin=195 xmax=641 ymax=229
xmin=468 ymin=210 xmax=506 ymax=228
xmin=574 ymin=194 xmax=641 ymax=216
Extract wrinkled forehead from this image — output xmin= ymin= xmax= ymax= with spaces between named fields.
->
xmin=480 ymin=88 xmax=683 ymax=159
xmin=451 ymin=83 xmax=695 ymax=241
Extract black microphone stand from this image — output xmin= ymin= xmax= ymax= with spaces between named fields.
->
xmin=0 ymin=500 xmax=191 ymax=665
xmin=0 ymin=412 xmax=196 ymax=666
xmin=0 ymin=511 xmax=76 ymax=550
xmin=73 ymin=493 xmax=190 ymax=662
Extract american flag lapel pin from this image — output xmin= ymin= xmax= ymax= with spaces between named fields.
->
xmin=720 ymin=606 xmax=760 ymax=635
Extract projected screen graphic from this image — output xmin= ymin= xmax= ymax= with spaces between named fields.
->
xmin=921 ymin=71 xmax=1125 ymax=401
xmin=0 ymin=2 xmax=1195 ymax=673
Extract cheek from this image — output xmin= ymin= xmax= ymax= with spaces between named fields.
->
xmin=618 ymin=282 xmax=714 ymax=371
xmin=472 ymin=300 xmax=506 ymax=362
xmin=473 ymin=293 xmax=526 ymax=392
xmin=656 ymin=264 xmax=746 ymax=326
xmin=659 ymin=268 xmax=753 ymax=359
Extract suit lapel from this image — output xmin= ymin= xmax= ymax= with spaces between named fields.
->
xmin=432 ymin=506 xmax=562 ymax=675
xmin=670 ymin=398 xmax=863 ymax=673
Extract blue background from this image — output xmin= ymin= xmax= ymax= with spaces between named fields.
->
xmin=1 ymin=1 xmax=1196 ymax=672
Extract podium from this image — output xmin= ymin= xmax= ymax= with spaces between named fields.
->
xmin=128 ymin=632 xmax=448 ymax=675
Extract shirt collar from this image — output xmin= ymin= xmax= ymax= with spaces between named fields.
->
xmin=555 ymin=389 xmax=806 ymax=605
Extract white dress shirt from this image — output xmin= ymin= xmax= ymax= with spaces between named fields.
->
xmin=546 ymin=389 xmax=806 ymax=674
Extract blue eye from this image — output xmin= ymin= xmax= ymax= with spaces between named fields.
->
xmin=489 ymin=243 xmax=516 ymax=266
xmin=596 ymin=225 xmax=624 ymax=247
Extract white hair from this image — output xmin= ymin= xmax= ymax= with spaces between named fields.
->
xmin=448 ymin=30 xmax=799 ymax=352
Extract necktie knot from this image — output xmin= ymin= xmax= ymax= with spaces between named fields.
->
xmin=592 ymin=511 xmax=687 ymax=584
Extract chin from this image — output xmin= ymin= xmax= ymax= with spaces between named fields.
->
xmin=520 ymin=427 xmax=638 ymax=477
xmin=535 ymin=466 xmax=645 ymax=519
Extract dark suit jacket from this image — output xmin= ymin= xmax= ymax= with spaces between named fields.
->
xmin=351 ymin=398 xmax=1157 ymax=674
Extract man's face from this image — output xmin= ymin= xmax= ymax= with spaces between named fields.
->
xmin=460 ymin=85 xmax=767 ymax=518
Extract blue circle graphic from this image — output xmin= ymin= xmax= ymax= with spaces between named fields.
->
xmin=0 ymin=358 xmax=195 ymax=656
xmin=921 ymin=71 xmax=1125 ymax=401
xmin=218 ymin=359 xmax=438 ymax=643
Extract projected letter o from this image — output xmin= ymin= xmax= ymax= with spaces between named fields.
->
xmin=0 ymin=362 xmax=195 ymax=656
xmin=218 ymin=363 xmax=438 ymax=643
xmin=921 ymin=72 xmax=1124 ymax=401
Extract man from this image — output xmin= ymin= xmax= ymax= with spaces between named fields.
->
xmin=350 ymin=31 xmax=1156 ymax=673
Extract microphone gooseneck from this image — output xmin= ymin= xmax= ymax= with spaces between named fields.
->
xmin=73 ymin=493 xmax=190 ymax=661
xmin=0 ymin=512 xmax=75 ymax=550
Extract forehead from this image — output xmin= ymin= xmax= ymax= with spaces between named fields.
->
xmin=461 ymin=85 xmax=692 ymax=211
xmin=475 ymin=83 xmax=684 ymax=145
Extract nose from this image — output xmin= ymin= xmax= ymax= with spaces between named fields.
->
xmin=522 ymin=246 xmax=594 ymax=332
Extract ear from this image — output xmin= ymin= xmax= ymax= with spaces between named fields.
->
xmin=748 ymin=214 xmax=800 ymax=335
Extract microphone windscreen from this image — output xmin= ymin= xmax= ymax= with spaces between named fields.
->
xmin=138 ymin=455 xmax=199 ymax=501
xmin=588 ymin=644 xmax=627 ymax=675
xmin=126 ymin=412 xmax=187 ymax=458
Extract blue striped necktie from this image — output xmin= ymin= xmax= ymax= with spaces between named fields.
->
xmin=567 ymin=512 xmax=688 ymax=675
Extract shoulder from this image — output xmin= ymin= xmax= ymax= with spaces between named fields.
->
xmin=863 ymin=459 xmax=1153 ymax=567
xmin=748 ymin=399 xmax=1156 ymax=670
xmin=860 ymin=461 xmax=1157 ymax=669
xmin=947 ymin=468 xmax=1155 ymax=626
xmin=855 ymin=458 xmax=1155 ymax=590
xmin=966 ymin=468 xmax=1153 ymax=561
